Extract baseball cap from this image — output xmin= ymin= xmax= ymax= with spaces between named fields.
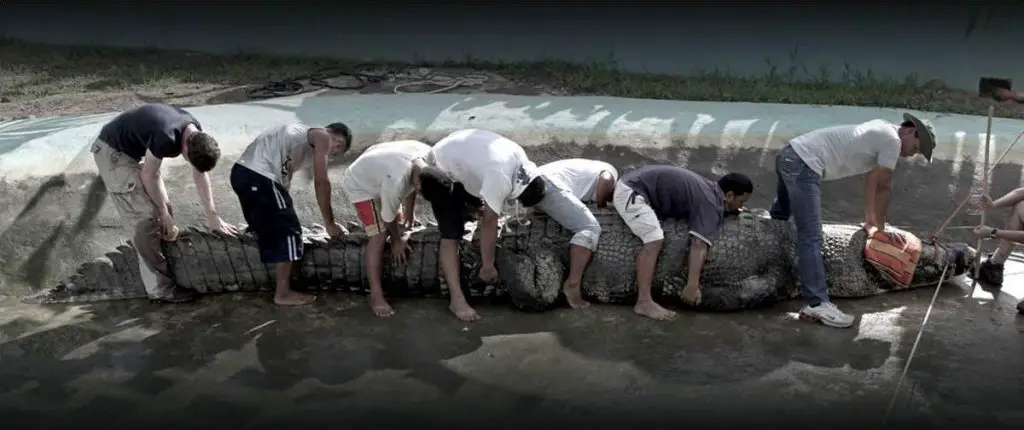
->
xmin=903 ymin=113 xmax=937 ymax=162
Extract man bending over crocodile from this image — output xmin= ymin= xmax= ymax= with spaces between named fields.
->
xmin=415 ymin=165 xmax=486 ymax=321
xmin=769 ymin=113 xmax=936 ymax=328
xmin=340 ymin=139 xmax=432 ymax=317
xmin=973 ymin=188 xmax=1024 ymax=313
xmin=92 ymin=103 xmax=238 ymax=304
xmin=534 ymin=158 xmax=619 ymax=308
xmin=426 ymin=129 xmax=548 ymax=321
xmin=230 ymin=121 xmax=352 ymax=306
xmin=613 ymin=165 xmax=753 ymax=321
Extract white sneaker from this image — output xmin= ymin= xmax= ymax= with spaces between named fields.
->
xmin=799 ymin=302 xmax=855 ymax=328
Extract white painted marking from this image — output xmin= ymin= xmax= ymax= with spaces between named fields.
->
xmin=604 ymin=112 xmax=676 ymax=150
xmin=679 ymin=113 xmax=715 ymax=166
xmin=757 ymin=120 xmax=781 ymax=168
xmin=712 ymin=118 xmax=758 ymax=176
xmin=948 ymin=131 xmax=967 ymax=197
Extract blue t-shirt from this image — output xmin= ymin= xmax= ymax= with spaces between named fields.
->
xmin=621 ymin=165 xmax=726 ymax=244
xmin=98 ymin=103 xmax=201 ymax=161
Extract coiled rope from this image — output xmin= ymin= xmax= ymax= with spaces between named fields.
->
xmin=245 ymin=64 xmax=489 ymax=99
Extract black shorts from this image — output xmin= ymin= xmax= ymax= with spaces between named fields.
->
xmin=229 ymin=163 xmax=303 ymax=264
xmin=426 ymin=182 xmax=483 ymax=240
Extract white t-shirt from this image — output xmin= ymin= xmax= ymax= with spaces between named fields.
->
xmin=789 ymin=119 xmax=902 ymax=181
xmin=340 ymin=140 xmax=432 ymax=223
xmin=236 ymin=122 xmax=315 ymax=189
xmin=429 ymin=129 xmax=540 ymax=215
xmin=538 ymin=158 xmax=619 ymax=202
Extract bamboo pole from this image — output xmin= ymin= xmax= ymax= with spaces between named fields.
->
xmin=969 ymin=105 xmax=996 ymax=295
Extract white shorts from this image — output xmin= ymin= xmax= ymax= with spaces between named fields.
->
xmin=612 ymin=181 xmax=664 ymax=244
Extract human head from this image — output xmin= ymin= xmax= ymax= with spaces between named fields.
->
xmin=593 ymin=170 xmax=617 ymax=208
xmin=511 ymin=161 xmax=546 ymax=208
xmin=898 ymin=113 xmax=936 ymax=161
xmin=717 ymin=172 xmax=754 ymax=212
xmin=324 ymin=122 xmax=352 ymax=156
xmin=183 ymin=131 xmax=221 ymax=173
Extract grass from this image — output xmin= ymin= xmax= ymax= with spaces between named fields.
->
xmin=0 ymin=38 xmax=1021 ymax=119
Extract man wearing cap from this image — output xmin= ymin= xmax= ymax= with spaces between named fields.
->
xmin=427 ymin=128 xmax=547 ymax=322
xmin=768 ymin=113 xmax=936 ymax=329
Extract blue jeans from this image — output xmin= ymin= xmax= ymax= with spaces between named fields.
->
xmin=769 ymin=144 xmax=829 ymax=306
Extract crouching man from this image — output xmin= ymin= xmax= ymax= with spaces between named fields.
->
xmin=230 ymin=121 xmax=351 ymax=306
xmin=973 ymin=189 xmax=1024 ymax=314
xmin=613 ymin=165 xmax=752 ymax=321
xmin=427 ymin=129 xmax=548 ymax=321
xmin=91 ymin=103 xmax=238 ymax=304
xmin=340 ymin=139 xmax=432 ymax=317
xmin=534 ymin=158 xmax=619 ymax=308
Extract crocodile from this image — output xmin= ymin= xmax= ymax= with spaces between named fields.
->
xmin=30 ymin=208 xmax=975 ymax=311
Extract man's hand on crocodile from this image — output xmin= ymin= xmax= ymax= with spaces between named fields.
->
xmin=680 ymin=282 xmax=702 ymax=306
xmin=864 ymin=223 xmax=907 ymax=247
xmin=207 ymin=215 xmax=240 ymax=237
xmin=391 ymin=236 xmax=411 ymax=265
xmin=478 ymin=265 xmax=499 ymax=284
xmin=326 ymin=221 xmax=348 ymax=239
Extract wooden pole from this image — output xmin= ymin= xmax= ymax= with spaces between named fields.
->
xmin=969 ymin=105 xmax=996 ymax=295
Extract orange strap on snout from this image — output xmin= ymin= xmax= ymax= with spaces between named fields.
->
xmin=864 ymin=230 xmax=923 ymax=288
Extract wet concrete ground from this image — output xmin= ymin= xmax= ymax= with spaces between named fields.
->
xmin=0 ymin=258 xmax=1021 ymax=430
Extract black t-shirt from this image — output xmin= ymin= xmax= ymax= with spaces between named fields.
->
xmin=98 ymin=104 xmax=201 ymax=161
xmin=621 ymin=165 xmax=726 ymax=243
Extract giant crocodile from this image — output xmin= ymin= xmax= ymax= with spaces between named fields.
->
xmin=31 ymin=207 xmax=975 ymax=311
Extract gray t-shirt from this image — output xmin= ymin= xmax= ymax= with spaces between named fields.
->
xmin=621 ymin=165 xmax=725 ymax=245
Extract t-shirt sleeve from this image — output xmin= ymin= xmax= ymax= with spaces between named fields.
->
xmin=873 ymin=128 xmax=901 ymax=170
xmin=687 ymin=202 xmax=723 ymax=246
xmin=480 ymin=170 xmax=513 ymax=216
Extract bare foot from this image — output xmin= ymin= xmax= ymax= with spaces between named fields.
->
xmin=634 ymin=300 xmax=676 ymax=321
xmin=370 ymin=295 xmax=395 ymax=317
xmin=562 ymin=280 xmax=591 ymax=309
xmin=275 ymin=291 xmax=317 ymax=307
xmin=449 ymin=300 xmax=481 ymax=322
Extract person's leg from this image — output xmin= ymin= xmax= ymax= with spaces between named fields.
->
xmin=92 ymin=139 xmax=191 ymax=302
xmin=533 ymin=178 xmax=601 ymax=309
xmin=611 ymin=181 xmax=674 ymax=321
xmin=975 ymin=200 xmax=1024 ymax=286
xmin=353 ymin=198 xmax=394 ymax=316
xmin=779 ymin=153 xmax=855 ymax=328
xmin=268 ymin=181 xmax=314 ymax=306
xmin=429 ymin=191 xmax=480 ymax=322
xmin=769 ymin=146 xmax=792 ymax=221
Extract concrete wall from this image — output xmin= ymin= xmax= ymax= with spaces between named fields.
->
xmin=2 ymin=2 xmax=1022 ymax=91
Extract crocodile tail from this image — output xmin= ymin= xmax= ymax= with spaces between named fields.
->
xmin=28 ymin=243 xmax=148 ymax=304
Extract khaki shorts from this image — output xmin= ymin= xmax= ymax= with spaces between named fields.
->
xmin=612 ymin=181 xmax=664 ymax=244
xmin=91 ymin=139 xmax=157 ymax=229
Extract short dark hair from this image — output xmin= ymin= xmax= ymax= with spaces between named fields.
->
xmin=516 ymin=176 xmax=547 ymax=207
xmin=185 ymin=132 xmax=220 ymax=172
xmin=324 ymin=122 xmax=352 ymax=148
xmin=718 ymin=172 xmax=753 ymax=196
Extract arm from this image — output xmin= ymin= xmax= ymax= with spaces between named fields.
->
xmin=310 ymin=129 xmax=336 ymax=225
xmin=192 ymin=168 xmax=220 ymax=221
xmin=141 ymin=151 xmax=171 ymax=216
xmin=992 ymin=188 xmax=1024 ymax=208
xmin=864 ymin=167 xmax=894 ymax=228
xmin=401 ymin=191 xmax=417 ymax=226
xmin=479 ymin=173 xmax=512 ymax=270
xmin=685 ymin=238 xmax=709 ymax=286
xmin=994 ymin=229 xmax=1024 ymax=244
